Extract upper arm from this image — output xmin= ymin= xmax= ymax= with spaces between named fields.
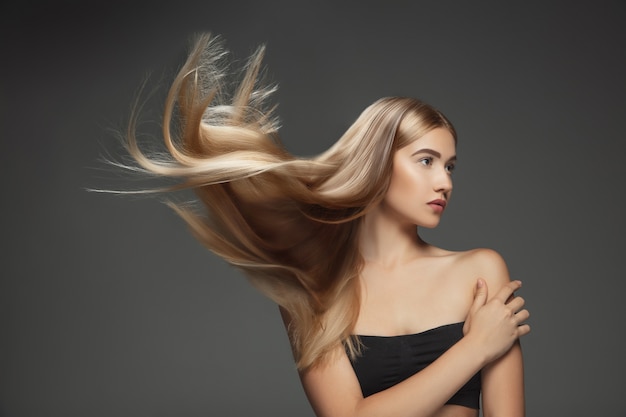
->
xmin=481 ymin=341 xmax=525 ymax=417
xmin=299 ymin=349 xmax=364 ymax=417
xmin=466 ymin=248 xmax=512 ymax=297
xmin=467 ymin=249 xmax=526 ymax=416
xmin=279 ymin=307 xmax=363 ymax=417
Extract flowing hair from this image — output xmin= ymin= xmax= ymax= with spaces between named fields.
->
xmin=107 ymin=33 xmax=456 ymax=370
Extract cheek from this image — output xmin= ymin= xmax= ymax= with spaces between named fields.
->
xmin=386 ymin=165 xmax=421 ymax=203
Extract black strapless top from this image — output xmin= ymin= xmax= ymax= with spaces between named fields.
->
xmin=349 ymin=322 xmax=481 ymax=409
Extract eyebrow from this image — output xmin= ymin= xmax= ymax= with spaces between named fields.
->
xmin=411 ymin=148 xmax=457 ymax=161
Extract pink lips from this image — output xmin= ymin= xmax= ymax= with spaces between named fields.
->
xmin=428 ymin=199 xmax=447 ymax=213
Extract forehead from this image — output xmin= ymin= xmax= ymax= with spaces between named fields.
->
xmin=397 ymin=127 xmax=456 ymax=157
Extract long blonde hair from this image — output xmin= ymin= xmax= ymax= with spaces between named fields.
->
xmin=113 ymin=33 xmax=456 ymax=370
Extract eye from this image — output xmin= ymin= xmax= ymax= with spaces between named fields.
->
xmin=445 ymin=163 xmax=456 ymax=174
xmin=418 ymin=157 xmax=433 ymax=166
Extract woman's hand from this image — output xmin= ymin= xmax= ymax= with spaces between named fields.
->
xmin=463 ymin=279 xmax=530 ymax=364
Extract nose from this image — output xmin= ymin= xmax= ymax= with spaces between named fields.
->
xmin=434 ymin=167 xmax=453 ymax=195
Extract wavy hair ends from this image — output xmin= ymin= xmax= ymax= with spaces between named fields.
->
xmin=123 ymin=33 xmax=281 ymax=183
xmin=111 ymin=33 xmax=457 ymax=370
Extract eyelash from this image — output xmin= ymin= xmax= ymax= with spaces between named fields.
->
xmin=418 ymin=157 xmax=433 ymax=166
xmin=418 ymin=157 xmax=456 ymax=173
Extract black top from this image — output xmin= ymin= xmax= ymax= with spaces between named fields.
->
xmin=349 ymin=322 xmax=481 ymax=409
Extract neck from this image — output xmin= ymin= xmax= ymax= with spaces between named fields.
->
xmin=359 ymin=204 xmax=428 ymax=268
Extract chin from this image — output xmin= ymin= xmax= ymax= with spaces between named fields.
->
xmin=417 ymin=219 xmax=442 ymax=229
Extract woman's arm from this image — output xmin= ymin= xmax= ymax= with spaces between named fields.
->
xmin=482 ymin=341 xmax=525 ymax=417
xmin=301 ymin=333 xmax=485 ymax=417
xmin=282 ymin=279 xmax=529 ymax=417
xmin=470 ymin=249 xmax=526 ymax=417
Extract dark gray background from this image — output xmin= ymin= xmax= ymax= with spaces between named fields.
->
xmin=2 ymin=1 xmax=625 ymax=416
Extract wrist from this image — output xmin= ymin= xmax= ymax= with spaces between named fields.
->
xmin=459 ymin=333 xmax=490 ymax=368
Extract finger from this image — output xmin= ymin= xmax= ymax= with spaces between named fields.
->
xmin=506 ymin=296 xmax=525 ymax=312
xmin=515 ymin=309 xmax=530 ymax=323
xmin=469 ymin=278 xmax=488 ymax=314
xmin=494 ymin=280 xmax=522 ymax=304
xmin=516 ymin=323 xmax=531 ymax=337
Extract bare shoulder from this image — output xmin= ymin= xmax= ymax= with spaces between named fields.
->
xmin=451 ymin=248 xmax=512 ymax=299
xmin=455 ymin=248 xmax=508 ymax=272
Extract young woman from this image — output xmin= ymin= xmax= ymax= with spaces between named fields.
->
xmin=110 ymin=33 xmax=530 ymax=417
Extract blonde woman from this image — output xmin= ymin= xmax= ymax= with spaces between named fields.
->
xmin=110 ymin=33 xmax=530 ymax=417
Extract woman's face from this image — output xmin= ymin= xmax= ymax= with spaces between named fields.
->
xmin=382 ymin=127 xmax=456 ymax=229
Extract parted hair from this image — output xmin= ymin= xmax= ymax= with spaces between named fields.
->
xmin=117 ymin=33 xmax=456 ymax=370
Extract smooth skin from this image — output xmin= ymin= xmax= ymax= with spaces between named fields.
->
xmin=284 ymin=128 xmax=529 ymax=417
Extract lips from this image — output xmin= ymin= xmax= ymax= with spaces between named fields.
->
xmin=428 ymin=199 xmax=447 ymax=208
xmin=427 ymin=199 xmax=447 ymax=213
